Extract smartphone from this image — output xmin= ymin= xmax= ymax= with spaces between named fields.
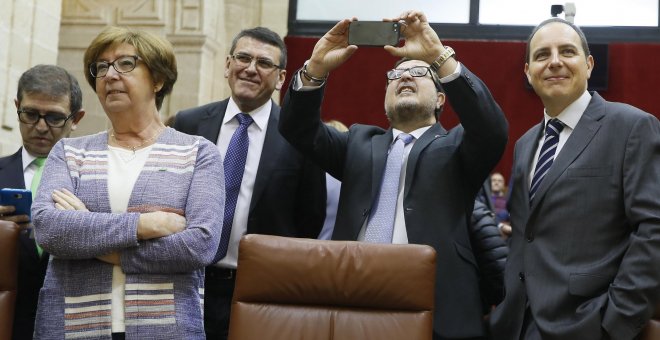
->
xmin=0 ymin=188 xmax=33 ymax=217
xmin=348 ymin=21 xmax=400 ymax=46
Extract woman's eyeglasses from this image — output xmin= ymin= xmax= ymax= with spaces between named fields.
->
xmin=89 ymin=55 xmax=141 ymax=78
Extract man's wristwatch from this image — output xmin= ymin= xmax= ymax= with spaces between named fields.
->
xmin=429 ymin=46 xmax=456 ymax=73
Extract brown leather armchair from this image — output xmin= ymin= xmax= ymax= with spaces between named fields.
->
xmin=0 ymin=221 xmax=20 ymax=339
xmin=228 ymin=235 xmax=437 ymax=340
xmin=642 ymin=303 xmax=660 ymax=340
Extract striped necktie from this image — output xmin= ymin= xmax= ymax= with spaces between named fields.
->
xmin=529 ymin=119 xmax=564 ymax=202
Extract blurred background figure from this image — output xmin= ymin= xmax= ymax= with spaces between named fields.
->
xmin=31 ymin=26 xmax=223 ymax=339
xmin=489 ymin=172 xmax=510 ymax=232
xmin=317 ymin=119 xmax=348 ymax=240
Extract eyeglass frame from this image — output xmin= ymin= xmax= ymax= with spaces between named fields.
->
xmin=89 ymin=55 xmax=141 ymax=78
xmin=386 ymin=66 xmax=434 ymax=81
xmin=230 ymin=52 xmax=283 ymax=71
xmin=17 ymin=109 xmax=77 ymax=128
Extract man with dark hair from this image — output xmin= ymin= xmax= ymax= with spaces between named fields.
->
xmin=172 ymin=27 xmax=325 ymax=339
xmin=0 ymin=64 xmax=85 ymax=340
xmin=490 ymin=17 xmax=660 ymax=339
xmin=279 ymin=11 xmax=508 ymax=339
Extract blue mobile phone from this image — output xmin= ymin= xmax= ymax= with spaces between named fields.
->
xmin=0 ymin=188 xmax=33 ymax=217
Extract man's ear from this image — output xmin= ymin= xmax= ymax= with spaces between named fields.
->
xmin=524 ymin=63 xmax=531 ymax=84
xmin=275 ymin=69 xmax=287 ymax=91
xmin=14 ymin=98 xmax=19 ymax=109
xmin=225 ymin=55 xmax=231 ymax=78
xmin=436 ymin=92 xmax=446 ymax=110
xmin=70 ymin=110 xmax=86 ymax=130
xmin=585 ymin=55 xmax=594 ymax=79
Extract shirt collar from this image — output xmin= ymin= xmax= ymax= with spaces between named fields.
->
xmin=223 ymin=97 xmax=271 ymax=131
xmin=392 ymin=125 xmax=432 ymax=144
xmin=543 ymin=90 xmax=591 ymax=130
xmin=21 ymin=147 xmax=38 ymax=172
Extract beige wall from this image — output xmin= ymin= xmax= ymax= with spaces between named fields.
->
xmin=0 ymin=0 xmax=63 ymax=155
xmin=0 ymin=0 xmax=288 ymax=156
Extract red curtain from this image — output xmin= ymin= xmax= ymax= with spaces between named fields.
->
xmin=283 ymin=36 xmax=660 ymax=180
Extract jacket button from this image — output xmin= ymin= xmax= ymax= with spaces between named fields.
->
xmin=526 ymin=235 xmax=534 ymax=242
xmin=519 ymin=272 xmax=525 ymax=282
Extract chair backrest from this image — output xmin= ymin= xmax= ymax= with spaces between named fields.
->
xmin=641 ymin=302 xmax=660 ymax=340
xmin=0 ymin=221 xmax=20 ymax=339
xmin=228 ymin=234 xmax=437 ymax=340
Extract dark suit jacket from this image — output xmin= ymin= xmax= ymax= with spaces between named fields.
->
xmin=280 ymin=67 xmax=508 ymax=338
xmin=173 ymin=99 xmax=325 ymax=239
xmin=0 ymin=149 xmax=49 ymax=340
xmin=490 ymin=93 xmax=660 ymax=340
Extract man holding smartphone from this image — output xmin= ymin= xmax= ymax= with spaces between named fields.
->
xmin=0 ymin=64 xmax=85 ymax=340
xmin=279 ymin=10 xmax=508 ymax=340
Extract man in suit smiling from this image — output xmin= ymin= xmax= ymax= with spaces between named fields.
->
xmin=0 ymin=64 xmax=85 ymax=340
xmin=490 ymin=18 xmax=660 ymax=340
xmin=172 ymin=27 xmax=325 ymax=339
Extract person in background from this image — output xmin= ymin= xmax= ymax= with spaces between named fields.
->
xmin=0 ymin=64 xmax=85 ymax=340
xmin=279 ymin=10 xmax=508 ymax=340
xmin=31 ymin=26 xmax=224 ymax=339
xmin=489 ymin=172 xmax=510 ymax=236
xmin=317 ymin=119 xmax=348 ymax=240
xmin=172 ymin=26 xmax=326 ymax=339
xmin=490 ymin=18 xmax=660 ymax=340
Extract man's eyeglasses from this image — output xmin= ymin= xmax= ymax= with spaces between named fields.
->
xmin=386 ymin=66 xmax=433 ymax=80
xmin=17 ymin=109 xmax=76 ymax=128
xmin=89 ymin=55 xmax=141 ymax=78
xmin=231 ymin=53 xmax=282 ymax=71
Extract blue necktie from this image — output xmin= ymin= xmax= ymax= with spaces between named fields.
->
xmin=365 ymin=133 xmax=414 ymax=243
xmin=529 ymin=119 xmax=564 ymax=202
xmin=214 ymin=113 xmax=253 ymax=262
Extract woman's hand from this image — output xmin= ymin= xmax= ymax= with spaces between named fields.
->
xmin=137 ymin=211 xmax=186 ymax=240
xmin=52 ymin=189 xmax=89 ymax=211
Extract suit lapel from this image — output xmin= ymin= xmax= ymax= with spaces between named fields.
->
xmin=519 ymin=122 xmax=544 ymax=203
xmin=530 ymin=94 xmax=606 ymax=212
xmin=0 ymin=149 xmax=26 ymax=189
xmin=250 ymin=102 xmax=281 ymax=212
xmin=198 ymin=100 xmax=228 ymax=142
xmin=403 ymin=124 xmax=445 ymax=198
xmin=370 ymin=131 xmax=393 ymax=202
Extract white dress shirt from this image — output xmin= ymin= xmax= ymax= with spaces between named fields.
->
xmin=214 ymin=97 xmax=270 ymax=268
xmin=107 ymin=144 xmax=153 ymax=333
xmin=529 ymin=90 xmax=591 ymax=185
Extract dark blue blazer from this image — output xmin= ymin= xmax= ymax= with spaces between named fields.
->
xmin=0 ymin=149 xmax=49 ymax=340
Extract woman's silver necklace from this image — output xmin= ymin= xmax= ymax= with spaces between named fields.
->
xmin=110 ymin=127 xmax=163 ymax=154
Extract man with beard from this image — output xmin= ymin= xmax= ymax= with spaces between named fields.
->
xmin=279 ymin=10 xmax=508 ymax=340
